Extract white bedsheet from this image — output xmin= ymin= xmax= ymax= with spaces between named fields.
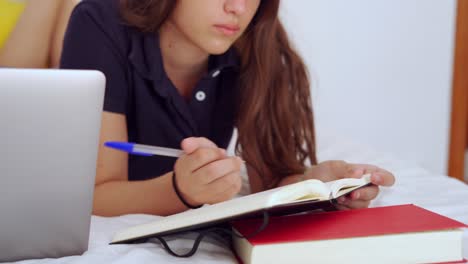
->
xmin=12 ymin=130 xmax=468 ymax=264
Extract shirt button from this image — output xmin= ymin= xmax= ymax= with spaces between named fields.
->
xmin=195 ymin=91 xmax=206 ymax=102
xmin=211 ymin=69 xmax=221 ymax=78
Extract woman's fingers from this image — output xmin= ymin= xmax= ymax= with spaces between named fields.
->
xmin=370 ymin=171 xmax=395 ymax=187
xmin=193 ymin=156 xmax=243 ymax=184
xmin=205 ymin=171 xmax=243 ymax=204
xmin=181 ymin=137 xmax=221 ymax=154
xmin=177 ymin=147 xmax=226 ymax=172
xmin=349 ymin=185 xmax=379 ymax=201
xmin=325 ymin=161 xmax=395 ymax=210
xmin=336 ymin=199 xmax=371 ymax=210
xmin=345 ymin=163 xmax=396 ymax=187
xmin=345 ymin=163 xmax=378 ymax=177
xmin=336 ymin=185 xmax=379 ymax=210
xmin=174 ymin=136 xmax=243 ymax=206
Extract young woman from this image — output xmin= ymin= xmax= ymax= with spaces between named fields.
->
xmin=0 ymin=0 xmax=79 ymax=68
xmin=61 ymin=0 xmax=395 ymax=217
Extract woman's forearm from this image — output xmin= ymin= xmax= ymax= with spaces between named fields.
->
xmin=0 ymin=0 xmax=62 ymax=68
xmin=93 ymin=172 xmax=188 ymax=217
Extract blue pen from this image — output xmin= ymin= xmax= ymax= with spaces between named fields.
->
xmin=104 ymin=141 xmax=184 ymax=157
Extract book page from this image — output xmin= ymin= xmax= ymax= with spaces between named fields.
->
xmin=326 ymin=174 xmax=372 ymax=198
xmin=269 ymin=179 xmax=330 ymax=204
xmin=112 ymin=181 xmax=320 ymax=243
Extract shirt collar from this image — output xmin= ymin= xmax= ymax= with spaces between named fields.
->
xmin=128 ymin=31 xmax=240 ymax=87
xmin=128 ymin=30 xmax=165 ymax=82
xmin=206 ymin=46 xmax=240 ymax=78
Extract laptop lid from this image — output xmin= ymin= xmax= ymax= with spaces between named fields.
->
xmin=0 ymin=69 xmax=105 ymax=262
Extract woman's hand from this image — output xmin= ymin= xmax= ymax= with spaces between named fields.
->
xmin=278 ymin=160 xmax=395 ymax=210
xmin=173 ymin=137 xmax=243 ymax=207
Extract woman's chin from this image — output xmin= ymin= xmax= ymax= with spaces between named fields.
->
xmin=203 ymin=39 xmax=235 ymax=55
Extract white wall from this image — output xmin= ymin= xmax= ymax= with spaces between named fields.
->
xmin=280 ymin=0 xmax=457 ymax=175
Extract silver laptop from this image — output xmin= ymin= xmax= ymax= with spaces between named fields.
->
xmin=0 ymin=69 xmax=105 ymax=262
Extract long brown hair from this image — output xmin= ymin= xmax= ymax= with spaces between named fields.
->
xmin=120 ymin=0 xmax=317 ymax=189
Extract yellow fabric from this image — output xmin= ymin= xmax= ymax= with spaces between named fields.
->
xmin=0 ymin=0 xmax=26 ymax=49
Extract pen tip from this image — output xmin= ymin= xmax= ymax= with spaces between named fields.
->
xmin=104 ymin=141 xmax=132 ymax=152
xmin=104 ymin=141 xmax=119 ymax=148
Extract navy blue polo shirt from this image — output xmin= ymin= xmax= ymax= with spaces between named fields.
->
xmin=61 ymin=0 xmax=240 ymax=181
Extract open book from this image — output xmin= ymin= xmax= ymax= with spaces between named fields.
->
xmin=111 ymin=174 xmax=372 ymax=244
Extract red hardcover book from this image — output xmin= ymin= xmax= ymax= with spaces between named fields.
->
xmin=231 ymin=204 xmax=467 ymax=264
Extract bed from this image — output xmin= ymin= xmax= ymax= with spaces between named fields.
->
xmin=14 ymin=129 xmax=468 ymax=263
